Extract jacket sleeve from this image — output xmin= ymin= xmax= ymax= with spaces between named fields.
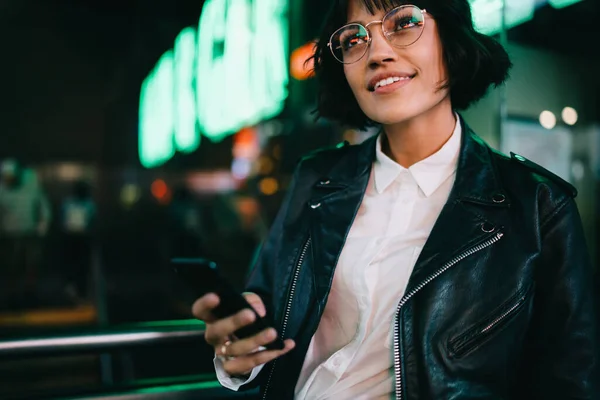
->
xmin=244 ymin=160 xmax=304 ymax=312
xmin=234 ymin=160 xmax=306 ymax=391
xmin=525 ymin=197 xmax=598 ymax=399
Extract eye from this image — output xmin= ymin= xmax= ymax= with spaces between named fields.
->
xmin=341 ymin=34 xmax=368 ymax=51
xmin=394 ymin=16 xmax=418 ymax=31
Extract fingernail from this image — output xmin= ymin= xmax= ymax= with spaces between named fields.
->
xmin=205 ymin=293 xmax=219 ymax=302
xmin=265 ymin=328 xmax=276 ymax=339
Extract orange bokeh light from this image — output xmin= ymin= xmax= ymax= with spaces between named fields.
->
xmin=233 ymin=127 xmax=259 ymax=159
xmin=290 ymin=41 xmax=316 ymax=81
xmin=259 ymin=177 xmax=279 ymax=196
xmin=151 ymin=179 xmax=168 ymax=199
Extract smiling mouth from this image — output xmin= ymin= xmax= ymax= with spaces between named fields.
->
xmin=368 ymin=75 xmax=416 ymax=92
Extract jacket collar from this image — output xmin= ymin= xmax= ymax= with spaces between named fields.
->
xmin=308 ymin=116 xmax=509 ymax=305
xmin=322 ymin=115 xmax=509 ymax=208
xmin=452 ymin=119 xmax=510 ymax=207
xmin=373 ymin=116 xmax=461 ymax=197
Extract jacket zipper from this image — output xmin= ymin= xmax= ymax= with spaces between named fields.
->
xmin=262 ymin=237 xmax=311 ymax=400
xmin=451 ymin=291 xmax=528 ymax=358
xmin=482 ymin=294 xmax=526 ymax=333
xmin=393 ymin=232 xmax=504 ymax=400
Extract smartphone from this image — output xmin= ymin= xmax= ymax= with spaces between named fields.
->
xmin=171 ymin=258 xmax=285 ymax=350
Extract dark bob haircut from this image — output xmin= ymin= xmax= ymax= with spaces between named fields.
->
xmin=312 ymin=0 xmax=512 ymax=129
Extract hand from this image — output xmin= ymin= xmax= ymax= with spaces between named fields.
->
xmin=192 ymin=292 xmax=295 ymax=376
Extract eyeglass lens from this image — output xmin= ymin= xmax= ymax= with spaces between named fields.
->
xmin=329 ymin=5 xmax=425 ymax=64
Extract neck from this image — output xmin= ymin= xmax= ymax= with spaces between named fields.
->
xmin=381 ymin=101 xmax=457 ymax=168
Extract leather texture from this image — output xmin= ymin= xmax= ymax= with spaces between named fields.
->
xmin=239 ymin=118 xmax=598 ymax=400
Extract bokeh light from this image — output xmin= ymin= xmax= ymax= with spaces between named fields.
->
xmin=561 ymin=107 xmax=578 ymax=126
xmin=539 ymin=111 xmax=557 ymax=130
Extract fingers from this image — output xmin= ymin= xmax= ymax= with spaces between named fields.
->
xmin=193 ymin=291 xmax=286 ymax=375
xmin=220 ymin=339 xmax=296 ymax=376
xmin=243 ymin=292 xmax=266 ymax=317
xmin=204 ymin=308 xmax=256 ymax=346
xmin=192 ymin=293 xmax=220 ymax=322
xmin=193 ymin=292 xmax=265 ymax=322
xmin=219 ymin=327 xmax=278 ymax=357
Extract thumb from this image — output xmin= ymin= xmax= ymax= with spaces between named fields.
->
xmin=242 ymin=292 xmax=266 ymax=317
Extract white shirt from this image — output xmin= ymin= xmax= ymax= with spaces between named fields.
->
xmin=216 ymin=118 xmax=462 ymax=399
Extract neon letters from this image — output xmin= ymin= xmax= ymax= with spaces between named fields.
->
xmin=139 ymin=0 xmax=289 ymax=168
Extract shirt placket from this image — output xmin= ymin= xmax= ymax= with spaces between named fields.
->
xmin=387 ymin=171 xmax=417 ymax=237
xmin=314 ymin=233 xmax=387 ymax=399
xmin=330 ymin=238 xmax=380 ymax=369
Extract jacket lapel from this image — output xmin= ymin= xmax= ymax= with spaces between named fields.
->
xmin=305 ymin=118 xmax=511 ymax=305
xmin=307 ymin=135 xmax=376 ymax=306
xmin=405 ymin=121 xmax=510 ymax=293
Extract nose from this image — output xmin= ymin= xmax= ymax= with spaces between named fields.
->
xmin=365 ymin=24 xmax=397 ymax=68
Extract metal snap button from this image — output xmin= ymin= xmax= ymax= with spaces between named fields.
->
xmin=319 ymin=179 xmax=331 ymax=185
xmin=514 ymin=154 xmax=526 ymax=162
xmin=481 ymin=222 xmax=495 ymax=233
xmin=310 ymin=202 xmax=321 ymax=209
xmin=492 ymin=193 xmax=506 ymax=203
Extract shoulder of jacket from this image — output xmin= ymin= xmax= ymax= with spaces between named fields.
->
xmin=298 ymin=140 xmax=353 ymax=166
xmin=504 ymin=151 xmax=577 ymax=198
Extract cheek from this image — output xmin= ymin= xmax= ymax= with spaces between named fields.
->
xmin=433 ymin=47 xmax=448 ymax=82
xmin=413 ymin=48 xmax=447 ymax=88
xmin=343 ymin=65 xmax=361 ymax=94
xmin=417 ymin=25 xmax=448 ymax=83
xmin=432 ymin=42 xmax=448 ymax=82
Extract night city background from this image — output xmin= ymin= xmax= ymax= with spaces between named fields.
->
xmin=0 ymin=0 xmax=599 ymax=398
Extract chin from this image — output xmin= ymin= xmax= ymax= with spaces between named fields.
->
xmin=363 ymin=97 xmax=445 ymax=126
xmin=366 ymin=108 xmax=419 ymax=126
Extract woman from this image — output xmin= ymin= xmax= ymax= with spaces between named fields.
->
xmin=193 ymin=0 xmax=597 ymax=398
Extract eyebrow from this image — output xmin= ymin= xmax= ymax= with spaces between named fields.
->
xmin=345 ymin=9 xmax=430 ymax=26
xmin=345 ymin=19 xmax=368 ymax=25
xmin=344 ymin=6 xmax=391 ymax=25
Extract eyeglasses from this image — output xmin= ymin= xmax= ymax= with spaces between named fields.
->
xmin=327 ymin=5 xmax=427 ymax=64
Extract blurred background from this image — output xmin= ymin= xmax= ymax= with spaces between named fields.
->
xmin=0 ymin=0 xmax=598 ymax=398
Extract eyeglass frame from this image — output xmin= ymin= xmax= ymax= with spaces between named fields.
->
xmin=327 ymin=5 xmax=428 ymax=65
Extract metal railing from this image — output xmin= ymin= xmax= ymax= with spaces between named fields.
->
xmin=0 ymin=248 xmax=254 ymax=398
xmin=0 ymin=320 xmax=258 ymax=399
xmin=0 ymin=319 xmax=206 ymax=359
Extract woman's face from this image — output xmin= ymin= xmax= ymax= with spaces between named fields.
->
xmin=342 ymin=0 xmax=451 ymax=125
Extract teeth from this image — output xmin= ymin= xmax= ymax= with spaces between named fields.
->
xmin=374 ymin=76 xmax=410 ymax=90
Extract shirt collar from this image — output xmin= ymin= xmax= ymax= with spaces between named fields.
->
xmin=374 ymin=115 xmax=462 ymax=197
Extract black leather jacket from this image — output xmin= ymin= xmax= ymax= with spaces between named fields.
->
xmin=240 ymin=120 xmax=598 ymax=399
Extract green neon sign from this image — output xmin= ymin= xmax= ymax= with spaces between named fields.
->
xmin=469 ymin=0 xmax=535 ymax=35
xmin=139 ymin=50 xmax=176 ymax=168
xmin=548 ymin=0 xmax=582 ymax=9
xmin=174 ymin=28 xmax=199 ymax=154
xmin=468 ymin=0 xmax=583 ymax=35
xmin=139 ymin=0 xmax=289 ymax=168
xmin=139 ymin=28 xmax=199 ymax=169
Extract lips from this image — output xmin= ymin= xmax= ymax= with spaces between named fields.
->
xmin=368 ymin=72 xmax=416 ymax=92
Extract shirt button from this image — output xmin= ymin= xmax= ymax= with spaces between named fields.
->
xmin=332 ymin=357 xmax=341 ymax=368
